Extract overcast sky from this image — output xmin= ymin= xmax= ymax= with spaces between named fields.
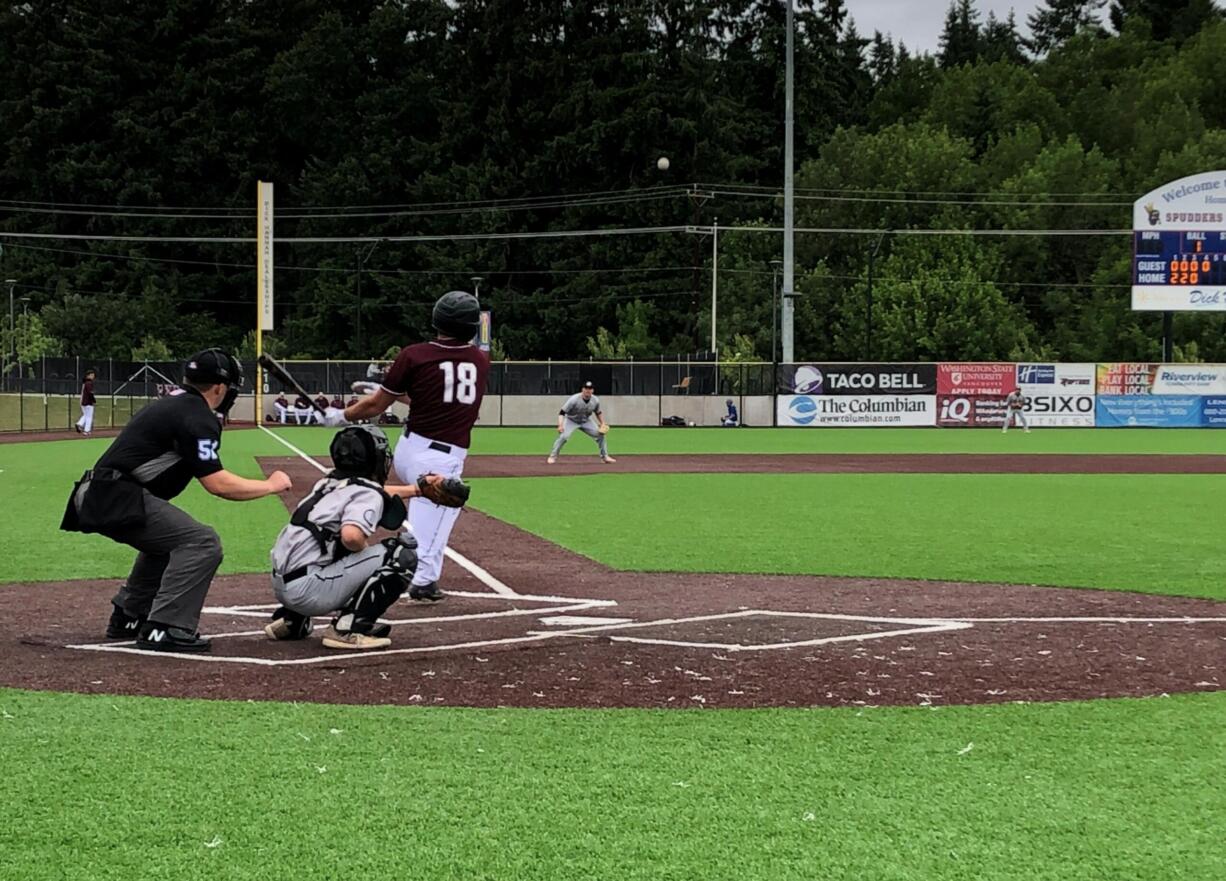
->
xmin=846 ymin=0 xmax=1042 ymax=54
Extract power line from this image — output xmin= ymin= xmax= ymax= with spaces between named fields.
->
xmin=706 ymin=187 xmax=1134 ymax=208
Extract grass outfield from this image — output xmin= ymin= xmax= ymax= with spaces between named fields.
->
xmin=3 ymin=427 xmax=1224 ymax=590
xmin=471 ymin=472 xmax=1226 ymax=599
xmin=2 ymin=428 xmax=1223 ymax=879
xmin=0 ymin=688 xmax=1222 ymax=881
xmin=258 ymin=425 xmax=1226 ymax=456
xmin=0 ymin=393 xmax=153 ymax=433
xmin=0 ymin=432 xmax=291 ymax=582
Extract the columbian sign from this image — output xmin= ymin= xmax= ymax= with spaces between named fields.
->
xmin=1132 ymin=170 xmax=1226 ymax=311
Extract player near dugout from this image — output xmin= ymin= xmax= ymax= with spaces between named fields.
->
xmin=74 ymin=368 xmax=96 ymax=435
xmin=323 ymin=290 xmax=488 ymax=604
xmin=547 ymin=381 xmax=615 ymax=464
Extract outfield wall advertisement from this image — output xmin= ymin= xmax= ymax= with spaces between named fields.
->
xmin=1016 ymin=363 xmax=1096 ymax=427
xmin=780 ymin=394 xmax=936 ymax=427
xmin=778 ymin=362 xmax=1225 ymax=428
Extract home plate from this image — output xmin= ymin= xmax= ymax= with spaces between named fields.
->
xmin=539 ymin=615 xmax=635 ymax=627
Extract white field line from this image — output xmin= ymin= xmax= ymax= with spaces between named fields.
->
xmin=599 ymin=621 xmax=973 ymax=652
xmin=931 ymin=616 xmax=1226 ymax=624
xmin=207 ymin=601 xmax=608 ymax=626
xmin=258 ymin=425 xmax=519 ymax=597
xmin=67 ymin=630 xmax=588 ymax=666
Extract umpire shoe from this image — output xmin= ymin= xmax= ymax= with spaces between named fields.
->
xmin=106 ymin=604 xmax=146 ymax=640
xmin=409 ymin=582 xmax=445 ymax=602
xmin=136 ymin=622 xmax=212 ymax=653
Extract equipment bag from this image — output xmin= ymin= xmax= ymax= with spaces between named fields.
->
xmin=60 ymin=468 xmax=147 ymax=535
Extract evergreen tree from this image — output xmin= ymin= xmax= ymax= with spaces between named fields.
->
xmin=1109 ymin=0 xmax=1223 ymax=42
xmin=1028 ymin=0 xmax=1107 ymax=54
xmin=869 ymin=31 xmax=897 ymax=82
xmin=939 ymin=0 xmax=983 ymax=67
xmin=982 ymin=11 xmax=1028 ymax=63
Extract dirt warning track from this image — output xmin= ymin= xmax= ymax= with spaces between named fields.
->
xmin=1 ymin=452 xmax=1222 ymax=708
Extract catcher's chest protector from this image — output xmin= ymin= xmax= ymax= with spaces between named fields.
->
xmin=289 ymin=477 xmax=393 ymax=561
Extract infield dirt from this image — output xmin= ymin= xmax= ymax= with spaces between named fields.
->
xmin=2 ymin=453 xmax=1222 ymax=708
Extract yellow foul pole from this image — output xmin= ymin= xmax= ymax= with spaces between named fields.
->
xmin=255 ymin=181 xmax=274 ymax=422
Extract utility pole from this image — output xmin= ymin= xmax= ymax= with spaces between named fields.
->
xmin=770 ymin=260 xmax=783 ymax=364
xmin=865 ymin=230 xmax=890 ymax=361
xmin=355 ymin=240 xmax=381 ymax=356
xmin=780 ymin=0 xmax=796 ymax=364
xmin=5 ymin=278 xmax=15 ymax=388
xmin=710 ymin=219 xmax=718 ymax=357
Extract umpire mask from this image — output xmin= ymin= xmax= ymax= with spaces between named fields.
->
xmin=184 ymin=349 xmax=245 ymax=415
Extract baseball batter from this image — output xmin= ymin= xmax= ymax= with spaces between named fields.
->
xmin=1003 ymin=388 xmax=1031 ymax=433
xmin=547 ymin=381 xmax=614 ymax=464
xmin=325 ymin=290 xmax=488 ymax=603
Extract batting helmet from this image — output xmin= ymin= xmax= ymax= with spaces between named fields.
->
xmin=329 ymin=424 xmax=392 ymax=484
xmin=432 ymin=290 xmax=480 ymax=340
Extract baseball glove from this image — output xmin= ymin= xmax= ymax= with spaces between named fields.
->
xmin=416 ymin=472 xmax=470 ymax=507
xmin=598 ymin=423 xmax=610 ymax=435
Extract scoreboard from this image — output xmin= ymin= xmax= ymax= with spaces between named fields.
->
xmin=1132 ymin=171 xmax=1226 ymax=311
xmin=1133 ymin=231 xmax=1226 ymax=286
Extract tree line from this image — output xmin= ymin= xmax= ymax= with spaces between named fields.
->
xmin=1 ymin=0 xmax=1223 ymax=366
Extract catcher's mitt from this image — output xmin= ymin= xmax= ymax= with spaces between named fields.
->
xmin=416 ymin=473 xmax=470 ymax=507
xmin=598 ymin=423 xmax=610 ymax=435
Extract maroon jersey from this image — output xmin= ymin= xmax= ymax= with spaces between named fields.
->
xmin=382 ymin=340 xmax=489 ymax=448
xmin=81 ymin=379 xmax=96 ymax=406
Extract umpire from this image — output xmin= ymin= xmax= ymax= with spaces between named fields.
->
xmin=60 ymin=349 xmax=292 ymax=653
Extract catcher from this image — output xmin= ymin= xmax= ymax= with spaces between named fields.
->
xmin=547 ymin=380 xmax=615 ymax=464
xmin=265 ymin=425 xmax=469 ymax=651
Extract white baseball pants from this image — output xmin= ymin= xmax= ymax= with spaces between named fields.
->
xmin=392 ymin=432 xmax=468 ymax=587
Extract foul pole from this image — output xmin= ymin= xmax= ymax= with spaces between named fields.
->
xmin=256 ymin=181 xmax=274 ymax=422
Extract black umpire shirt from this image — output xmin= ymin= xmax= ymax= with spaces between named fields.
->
xmin=93 ymin=387 xmax=225 ymax=500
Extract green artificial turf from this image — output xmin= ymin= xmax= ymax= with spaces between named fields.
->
xmin=0 ymin=431 xmax=294 ymax=583
xmin=0 ymin=687 xmax=1222 ymax=881
xmin=472 ymin=473 xmax=1226 ymax=599
xmin=0 ymin=393 xmax=153 ymax=433
xmin=260 ymin=424 xmax=1226 ymax=456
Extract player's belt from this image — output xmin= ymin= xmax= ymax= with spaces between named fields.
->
xmin=280 ymin=566 xmax=310 ymax=584
xmin=428 ymin=441 xmax=452 ymax=454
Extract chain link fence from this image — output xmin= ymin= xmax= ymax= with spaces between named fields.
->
xmin=1 ymin=357 xmax=776 ymax=433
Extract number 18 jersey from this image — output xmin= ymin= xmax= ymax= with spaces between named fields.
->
xmin=381 ymin=340 xmax=490 ymax=448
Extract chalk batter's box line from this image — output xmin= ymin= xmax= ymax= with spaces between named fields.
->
xmin=65 ymin=609 xmax=961 ymax=666
xmin=204 ymin=589 xmax=618 ymax=623
xmin=63 ymin=610 xmax=1226 ymax=667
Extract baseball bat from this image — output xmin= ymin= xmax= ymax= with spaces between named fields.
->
xmin=258 ymin=353 xmax=328 ymax=414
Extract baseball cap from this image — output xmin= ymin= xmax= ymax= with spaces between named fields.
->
xmin=583 ymin=381 xmax=594 ymax=388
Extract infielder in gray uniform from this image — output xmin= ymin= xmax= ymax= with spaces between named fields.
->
xmin=1002 ymin=389 xmax=1030 ymax=433
xmin=547 ymin=381 xmax=615 ymax=464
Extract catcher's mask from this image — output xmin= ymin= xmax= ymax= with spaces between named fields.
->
xmin=184 ymin=348 xmax=245 ymax=415
xmin=432 ymin=290 xmax=481 ymax=340
xmin=329 ymin=425 xmax=392 ymax=484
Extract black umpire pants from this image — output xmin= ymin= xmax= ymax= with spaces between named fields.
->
xmin=108 ymin=492 xmax=224 ymax=631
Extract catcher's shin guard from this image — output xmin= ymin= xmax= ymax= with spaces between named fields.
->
xmin=334 ymin=534 xmax=418 ymax=635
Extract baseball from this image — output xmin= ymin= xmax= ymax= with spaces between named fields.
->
xmin=657 ymin=156 xmax=670 ymax=171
